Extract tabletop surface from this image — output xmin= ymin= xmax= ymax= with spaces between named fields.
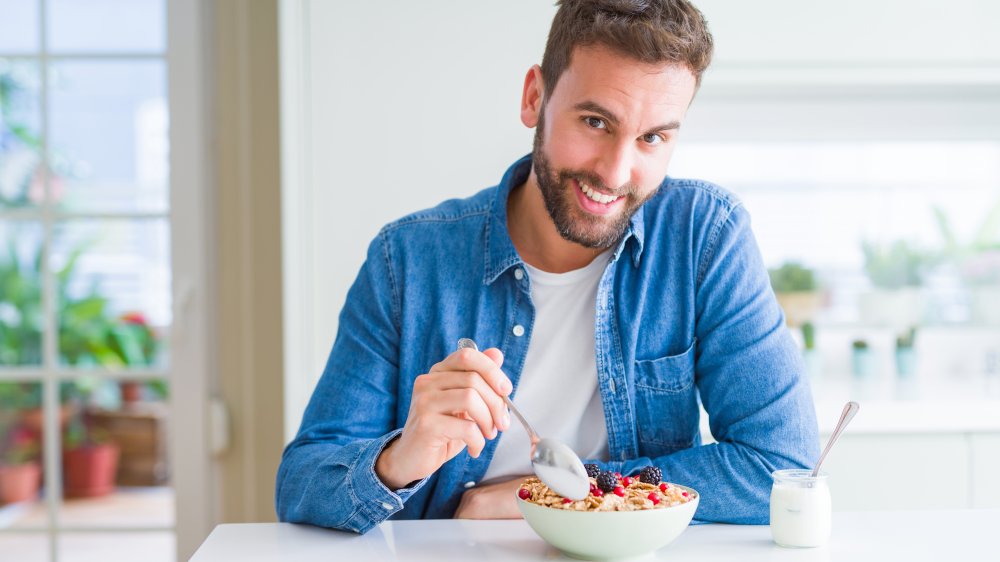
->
xmin=190 ymin=509 xmax=999 ymax=561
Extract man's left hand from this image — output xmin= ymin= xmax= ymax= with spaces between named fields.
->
xmin=454 ymin=476 xmax=530 ymax=519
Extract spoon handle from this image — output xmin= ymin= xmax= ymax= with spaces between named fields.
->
xmin=457 ymin=338 xmax=540 ymax=442
xmin=812 ymin=401 xmax=860 ymax=477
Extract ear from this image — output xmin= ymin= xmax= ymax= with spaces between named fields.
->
xmin=520 ymin=65 xmax=544 ymax=128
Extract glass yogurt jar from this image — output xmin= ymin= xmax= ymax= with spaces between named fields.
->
xmin=770 ymin=469 xmax=831 ymax=548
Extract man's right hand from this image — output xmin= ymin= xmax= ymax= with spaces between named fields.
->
xmin=375 ymin=346 xmax=512 ymax=490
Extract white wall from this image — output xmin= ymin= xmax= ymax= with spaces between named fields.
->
xmin=280 ymin=0 xmax=1000 ymax=441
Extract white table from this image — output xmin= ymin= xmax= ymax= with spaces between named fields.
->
xmin=190 ymin=509 xmax=999 ymax=561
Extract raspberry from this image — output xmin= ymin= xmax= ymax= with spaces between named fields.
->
xmin=639 ymin=466 xmax=662 ymax=485
xmin=621 ymin=476 xmax=632 ymax=487
xmin=613 ymin=486 xmax=625 ymax=497
xmin=518 ymin=488 xmax=531 ymax=500
xmin=593 ymin=488 xmax=604 ymax=497
xmin=614 ymin=472 xmax=622 ymax=479
xmin=596 ymin=471 xmax=618 ymax=493
xmin=562 ymin=498 xmax=573 ymax=504
xmin=584 ymin=463 xmax=601 ymax=479
xmin=647 ymin=492 xmax=660 ymax=505
xmin=682 ymin=491 xmax=689 ymax=498
xmin=659 ymin=483 xmax=668 ymax=492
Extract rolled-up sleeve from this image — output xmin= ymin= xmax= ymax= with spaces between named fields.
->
xmin=275 ymin=231 xmax=426 ymax=533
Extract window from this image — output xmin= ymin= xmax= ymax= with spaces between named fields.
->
xmin=672 ymin=128 xmax=1000 ymax=385
xmin=0 ymin=1 xmax=174 ymax=560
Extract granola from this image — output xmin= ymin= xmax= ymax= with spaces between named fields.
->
xmin=517 ymin=475 xmax=695 ymax=512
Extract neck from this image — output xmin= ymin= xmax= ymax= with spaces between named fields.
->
xmin=507 ymin=171 xmax=607 ymax=273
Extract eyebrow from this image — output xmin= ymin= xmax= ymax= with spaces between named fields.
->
xmin=573 ymin=100 xmax=681 ymax=135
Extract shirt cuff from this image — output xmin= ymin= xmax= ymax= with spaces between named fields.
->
xmin=350 ymin=428 xmax=428 ymax=525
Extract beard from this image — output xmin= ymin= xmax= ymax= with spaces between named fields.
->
xmin=531 ymin=110 xmax=656 ymax=249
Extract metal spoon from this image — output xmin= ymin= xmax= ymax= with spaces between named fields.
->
xmin=812 ymin=401 xmax=860 ymax=477
xmin=457 ymin=338 xmax=591 ymax=499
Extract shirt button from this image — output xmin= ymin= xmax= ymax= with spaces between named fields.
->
xmin=381 ymin=502 xmax=394 ymax=510
xmin=464 ymin=481 xmax=476 ymax=489
xmin=514 ymin=268 xmax=524 ymax=280
xmin=512 ymin=325 xmax=525 ymax=337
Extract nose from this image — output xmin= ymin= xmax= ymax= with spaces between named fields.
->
xmin=593 ymin=141 xmax=634 ymax=191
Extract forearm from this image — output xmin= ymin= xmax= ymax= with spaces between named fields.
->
xmin=600 ymin=439 xmax=807 ymax=524
xmin=275 ymin=429 xmax=425 ymax=534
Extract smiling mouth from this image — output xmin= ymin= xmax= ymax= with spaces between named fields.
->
xmin=579 ymin=181 xmax=622 ymax=205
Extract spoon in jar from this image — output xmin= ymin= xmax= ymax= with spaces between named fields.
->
xmin=457 ymin=338 xmax=591 ymax=500
xmin=812 ymin=401 xmax=860 ymax=477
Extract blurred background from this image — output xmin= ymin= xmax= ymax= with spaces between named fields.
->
xmin=0 ymin=1 xmax=998 ymax=560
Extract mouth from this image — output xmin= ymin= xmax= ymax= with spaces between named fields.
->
xmin=574 ymin=179 xmax=624 ymax=215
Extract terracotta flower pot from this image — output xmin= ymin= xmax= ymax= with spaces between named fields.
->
xmin=63 ymin=443 xmax=120 ymax=498
xmin=120 ymin=382 xmax=144 ymax=404
xmin=0 ymin=462 xmax=42 ymax=504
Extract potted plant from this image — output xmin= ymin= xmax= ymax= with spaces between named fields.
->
xmin=0 ymin=241 xmax=43 ymax=366
xmin=934 ymin=203 xmax=1000 ymax=325
xmin=859 ymin=240 xmax=931 ymax=329
xmin=801 ymin=322 xmax=821 ymax=377
xmin=851 ymin=339 xmax=874 ymax=378
xmin=0 ymin=424 xmax=42 ymax=505
xmin=62 ymin=381 xmax=119 ymax=499
xmin=895 ymin=327 xmax=918 ymax=378
xmin=114 ymin=312 xmax=161 ymax=404
xmin=768 ymin=261 xmax=824 ymax=327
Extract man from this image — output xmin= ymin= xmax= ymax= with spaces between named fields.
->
xmin=276 ymin=0 xmax=818 ymax=534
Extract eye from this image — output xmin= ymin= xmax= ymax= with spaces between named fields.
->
xmin=641 ymin=133 xmax=665 ymax=146
xmin=583 ymin=116 xmax=606 ymax=130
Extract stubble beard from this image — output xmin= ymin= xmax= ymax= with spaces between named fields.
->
xmin=530 ymin=109 xmax=655 ymax=250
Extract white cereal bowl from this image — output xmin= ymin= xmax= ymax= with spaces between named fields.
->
xmin=516 ymin=484 xmax=700 ymax=560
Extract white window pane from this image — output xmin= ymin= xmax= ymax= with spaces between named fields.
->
xmin=0 ymin=60 xmax=43 ymax=210
xmin=59 ymin=532 xmax=173 ymax=562
xmin=0 ymin=0 xmax=39 ymax=53
xmin=0 ymin=532 xmax=49 ymax=562
xmin=670 ymin=141 xmax=1000 ymax=327
xmin=0 ymin=381 xmax=44 ymax=528
xmin=51 ymin=219 xmax=171 ymax=368
xmin=47 ymin=0 xmax=165 ymax=54
xmin=48 ymin=61 xmax=168 ymax=213
xmin=0 ymin=221 xmax=44 ymax=366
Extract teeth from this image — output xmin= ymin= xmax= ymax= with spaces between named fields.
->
xmin=581 ymin=182 xmax=620 ymax=205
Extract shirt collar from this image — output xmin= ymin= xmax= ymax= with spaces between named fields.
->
xmin=483 ymin=154 xmax=646 ymax=285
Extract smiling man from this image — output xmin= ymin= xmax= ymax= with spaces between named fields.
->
xmin=276 ymin=0 xmax=818 ymax=533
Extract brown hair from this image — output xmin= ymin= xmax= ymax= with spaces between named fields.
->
xmin=541 ymin=0 xmax=714 ymax=97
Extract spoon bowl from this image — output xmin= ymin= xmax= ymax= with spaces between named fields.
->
xmin=457 ymin=338 xmax=590 ymax=499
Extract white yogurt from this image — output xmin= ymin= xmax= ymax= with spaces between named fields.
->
xmin=770 ymin=469 xmax=831 ymax=548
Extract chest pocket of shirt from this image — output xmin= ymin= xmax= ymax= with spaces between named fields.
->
xmin=632 ymin=339 xmax=698 ymax=450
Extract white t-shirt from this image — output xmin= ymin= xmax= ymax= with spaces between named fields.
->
xmin=481 ymin=250 xmax=612 ymax=484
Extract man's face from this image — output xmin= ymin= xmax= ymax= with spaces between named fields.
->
xmin=530 ymin=45 xmax=698 ymax=249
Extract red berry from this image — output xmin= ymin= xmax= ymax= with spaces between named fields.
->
xmin=614 ymin=472 xmax=622 ymax=479
xmin=613 ymin=486 xmax=625 ymax=497
xmin=593 ymin=488 xmax=604 ymax=497
xmin=659 ymin=483 xmax=668 ymax=492
xmin=682 ymin=491 xmax=689 ymax=498
xmin=621 ymin=476 xmax=632 ymax=487
xmin=563 ymin=498 xmax=573 ymax=504
xmin=518 ymin=488 xmax=531 ymax=500
xmin=648 ymin=492 xmax=660 ymax=505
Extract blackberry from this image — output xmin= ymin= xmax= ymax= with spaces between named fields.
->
xmin=584 ymin=463 xmax=601 ymax=479
xmin=639 ymin=466 xmax=662 ymax=485
xmin=596 ymin=471 xmax=618 ymax=493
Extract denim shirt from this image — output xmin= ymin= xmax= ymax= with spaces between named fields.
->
xmin=275 ymin=155 xmax=819 ymax=533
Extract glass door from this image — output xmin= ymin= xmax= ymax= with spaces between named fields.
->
xmin=0 ymin=1 xmax=178 ymax=560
